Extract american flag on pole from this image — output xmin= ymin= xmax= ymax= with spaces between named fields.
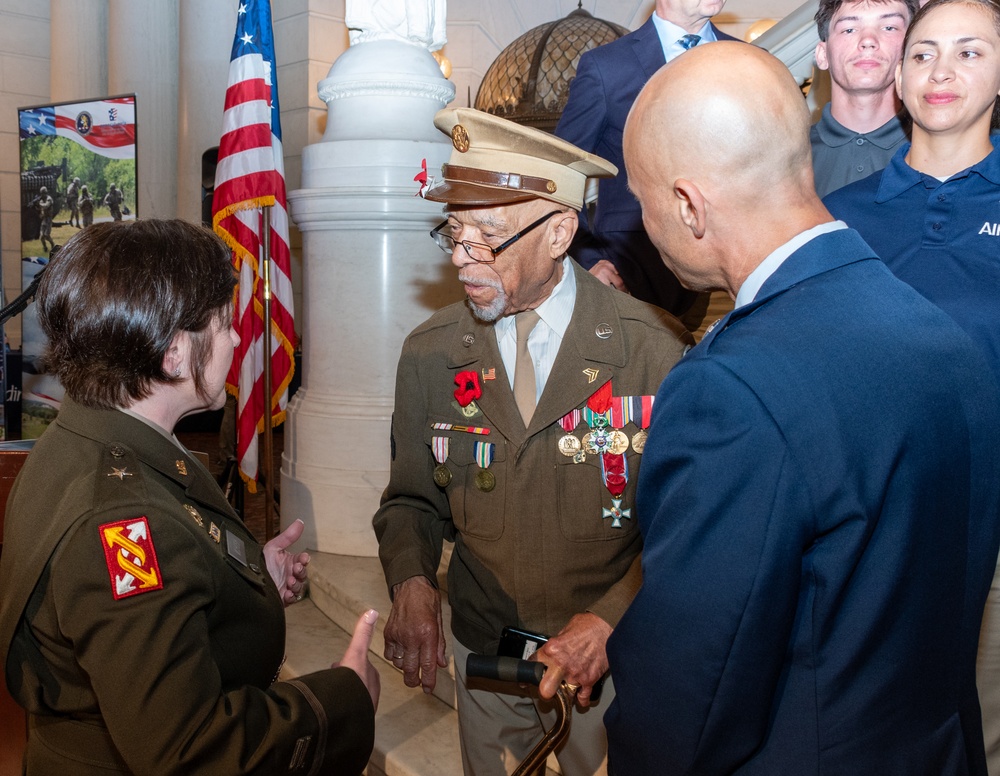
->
xmin=212 ymin=0 xmax=295 ymax=491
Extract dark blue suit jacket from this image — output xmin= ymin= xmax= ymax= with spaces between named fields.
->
xmin=605 ymin=229 xmax=1000 ymax=775
xmin=555 ymin=18 xmax=738 ymax=318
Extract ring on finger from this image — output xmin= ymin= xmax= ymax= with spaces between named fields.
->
xmin=563 ymin=682 xmax=580 ymax=693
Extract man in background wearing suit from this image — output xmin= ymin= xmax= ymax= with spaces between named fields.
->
xmin=555 ymin=0 xmax=739 ymax=330
xmin=374 ymin=108 xmax=691 ymax=775
xmin=605 ymin=42 xmax=1000 ymax=775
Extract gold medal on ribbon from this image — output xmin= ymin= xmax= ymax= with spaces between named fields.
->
xmin=475 ymin=470 xmax=496 ymax=492
xmin=473 ymin=441 xmax=496 ymax=492
xmin=432 ymin=436 xmax=451 ymax=488
xmin=631 ymin=429 xmax=648 ymax=454
xmin=608 ymin=430 xmax=629 ymax=456
xmin=558 ymin=434 xmax=582 ymax=457
xmin=433 ymin=464 xmax=453 ymax=487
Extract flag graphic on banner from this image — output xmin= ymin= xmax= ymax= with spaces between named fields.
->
xmin=212 ymin=0 xmax=295 ymax=491
xmin=19 ymin=99 xmax=136 ymax=160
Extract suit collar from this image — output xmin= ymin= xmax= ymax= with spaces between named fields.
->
xmin=446 ymin=264 xmax=628 ymax=441
xmin=630 ymin=16 xmax=667 ymax=78
xmin=699 ymin=228 xmax=878 ymax=349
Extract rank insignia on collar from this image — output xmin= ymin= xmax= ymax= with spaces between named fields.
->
xmin=99 ymin=517 xmax=164 ymax=600
xmin=107 ymin=467 xmax=133 ymax=480
xmin=583 ymin=368 xmax=600 ymax=384
xmin=175 ymin=459 xmax=188 ymax=476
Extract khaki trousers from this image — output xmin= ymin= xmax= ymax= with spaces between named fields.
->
xmin=453 ymin=638 xmax=612 ymax=776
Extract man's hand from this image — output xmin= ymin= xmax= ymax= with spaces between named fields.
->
xmin=262 ymin=519 xmax=310 ymax=606
xmin=383 ymin=575 xmax=447 ymax=694
xmin=334 ymin=609 xmax=381 ymax=711
xmin=534 ymin=612 xmax=613 ymax=708
xmin=589 ymin=260 xmax=628 ymax=293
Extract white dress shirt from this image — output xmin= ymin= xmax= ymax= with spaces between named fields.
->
xmin=495 ymin=257 xmax=576 ymax=403
xmin=650 ymin=14 xmax=718 ymax=62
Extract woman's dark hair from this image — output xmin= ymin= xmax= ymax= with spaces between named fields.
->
xmin=37 ymin=219 xmax=236 ymax=409
xmin=903 ymin=0 xmax=1000 ymax=129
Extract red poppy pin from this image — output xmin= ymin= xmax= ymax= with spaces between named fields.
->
xmin=454 ymin=370 xmax=482 ymax=407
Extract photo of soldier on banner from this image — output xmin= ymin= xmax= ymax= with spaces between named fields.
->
xmin=17 ymin=95 xmax=137 ymax=438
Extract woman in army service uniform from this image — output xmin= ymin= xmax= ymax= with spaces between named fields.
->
xmin=0 ymin=219 xmax=379 ymax=775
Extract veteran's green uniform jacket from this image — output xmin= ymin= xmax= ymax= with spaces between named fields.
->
xmin=374 ymin=264 xmax=693 ymax=653
xmin=0 ymin=400 xmax=374 ymax=775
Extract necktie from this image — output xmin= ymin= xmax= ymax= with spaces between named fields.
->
xmin=514 ymin=310 xmax=540 ymax=425
xmin=678 ymin=33 xmax=701 ymax=50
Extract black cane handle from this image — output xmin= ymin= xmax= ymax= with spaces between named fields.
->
xmin=466 ymin=654 xmax=546 ymax=686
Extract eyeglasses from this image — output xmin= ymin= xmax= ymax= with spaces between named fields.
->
xmin=430 ymin=210 xmax=563 ymax=264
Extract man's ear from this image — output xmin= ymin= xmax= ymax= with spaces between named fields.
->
xmin=163 ymin=330 xmax=190 ymax=378
xmin=674 ymin=178 xmax=707 ymax=239
xmin=895 ymin=60 xmax=903 ymax=100
xmin=548 ymin=209 xmax=578 ymax=259
xmin=814 ymin=41 xmax=829 ymax=71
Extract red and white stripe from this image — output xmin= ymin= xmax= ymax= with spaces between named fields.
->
xmin=212 ymin=43 xmax=295 ymax=492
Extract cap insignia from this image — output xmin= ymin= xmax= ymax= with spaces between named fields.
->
xmin=546 ymin=181 xmax=557 ymax=193
xmin=452 ymin=124 xmax=470 ymax=153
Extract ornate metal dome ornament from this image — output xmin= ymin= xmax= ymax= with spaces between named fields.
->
xmin=474 ymin=4 xmax=628 ymax=132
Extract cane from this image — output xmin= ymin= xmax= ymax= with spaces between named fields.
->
xmin=465 ymin=654 xmax=575 ymax=776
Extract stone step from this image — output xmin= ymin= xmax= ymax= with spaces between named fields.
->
xmin=282 ymin=596 xmax=463 ymax=776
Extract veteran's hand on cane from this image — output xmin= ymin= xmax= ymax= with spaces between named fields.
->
xmin=334 ymin=609 xmax=382 ymax=711
xmin=534 ymin=612 xmax=612 ymax=708
xmin=263 ymin=518 xmax=311 ymax=606
xmin=383 ymin=575 xmax=447 ymax=694
xmin=589 ymin=260 xmax=628 ymax=293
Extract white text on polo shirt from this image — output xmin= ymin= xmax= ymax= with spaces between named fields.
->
xmin=979 ymin=222 xmax=1000 ymax=236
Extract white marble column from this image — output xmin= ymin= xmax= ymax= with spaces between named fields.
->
xmin=177 ymin=1 xmax=235 ymax=226
xmin=50 ymin=0 xmax=108 ymax=102
xmin=107 ymin=0 xmax=179 ymax=219
xmin=283 ymin=38 xmax=461 ymax=557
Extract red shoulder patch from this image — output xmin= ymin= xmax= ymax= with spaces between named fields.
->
xmin=98 ymin=517 xmax=164 ymax=600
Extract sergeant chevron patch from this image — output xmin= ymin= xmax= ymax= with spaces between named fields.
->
xmin=99 ymin=517 xmax=164 ymax=600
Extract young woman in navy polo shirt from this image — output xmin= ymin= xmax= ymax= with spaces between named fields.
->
xmin=825 ymin=0 xmax=1000 ymax=769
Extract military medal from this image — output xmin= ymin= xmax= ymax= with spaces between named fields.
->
xmin=473 ymin=441 xmax=495 ymax=492
xmin=558 ymin=435 xmax=582 ymax=456
xmin=557 ymin=408 xmax=582 ymax=457
xmin=432 ymin=436 xmax=452 ymax=487
xmin=602 ymin=498 xmax=632 ymax=529
xmin=475 ymin=470 xmax=495 ymax=492
xmin=600 ymin=453 xmax=631 ymax=528
xmin=632 ymin=395 xmax=655 ymax=453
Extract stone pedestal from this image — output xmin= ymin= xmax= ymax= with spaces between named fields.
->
xmin=283 ymin=39 xmax=460 ymax=556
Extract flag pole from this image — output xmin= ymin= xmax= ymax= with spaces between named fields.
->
xmin=261 ymin=205 xmax=276 ymax=540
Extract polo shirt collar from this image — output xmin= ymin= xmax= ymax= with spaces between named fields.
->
xmin=814 ymin=103 xmax=908 ymax=150
xmin=876 ymin=141 xmax=1000 ymax=203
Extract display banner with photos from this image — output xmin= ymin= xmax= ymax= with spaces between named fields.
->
xmin=17 ymin=95 xmax=137 ymax=438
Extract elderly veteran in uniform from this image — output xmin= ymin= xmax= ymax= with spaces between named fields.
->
xmin=0 ymin=219 xmax=379 ymax=775
xmin=373 ymin=108 xmax=692 ymax=776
